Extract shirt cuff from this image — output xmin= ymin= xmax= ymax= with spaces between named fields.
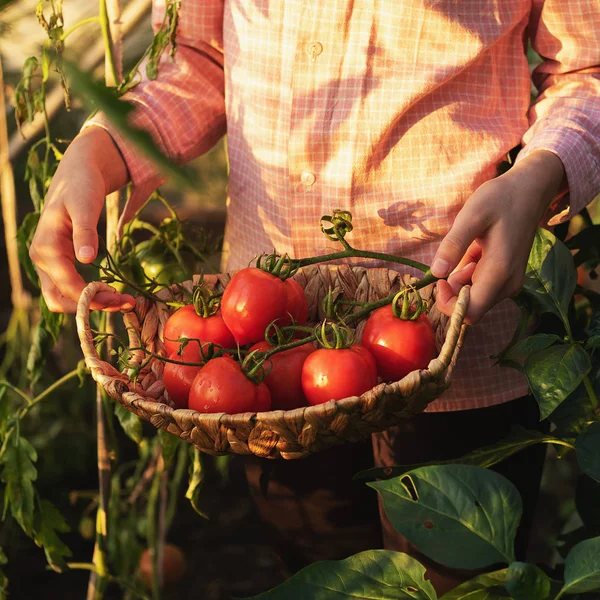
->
xmin=516 ymin=125 xmax=600 ymax=226
xmin=82 ymin=110 xmax=167 ymax=232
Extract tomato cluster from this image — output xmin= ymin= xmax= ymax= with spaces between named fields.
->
xmin=161 ymin=267 xmax=436 ymax=415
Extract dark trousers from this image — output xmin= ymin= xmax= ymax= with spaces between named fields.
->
xmin=244 ymin=396 xmax=547 ymax=595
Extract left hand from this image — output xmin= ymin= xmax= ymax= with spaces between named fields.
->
xmin=432 ymin=150 xmax=566 ymax=325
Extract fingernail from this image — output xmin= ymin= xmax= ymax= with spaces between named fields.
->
xmin=121 ymin=301 xmax=134 ymax=310
xmin=78 ymin=246 xmax=95 ymax=260
xmin=431 ymin=258 xmax=450 ymax=277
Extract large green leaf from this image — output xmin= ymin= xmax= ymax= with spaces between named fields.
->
xmin=576 ymin=422 xmax=600 ymax=483
xmin=33 ymin=499 xmax=72 ymax=572
xmin=556 ymin=536 xmax=600 ymax=597
xmin=524 ymin=343 xmax=591 ymax=420
xmin=551 ymin=382 xmax=597 ymax=439
xmin=0 ymin=428 xmax=37 ymax=536
xmin=355 ymin=427 xmax=560 ymax=482
xmin=245 ymin=550 xmax=437 ymax=600
xmin=440 ymin=570 xmax=509 ymax=599
xmin=500 ymin=334 xmax=561 ymax=363
xmin=504 ymin=562 xmax=551 ymax=600
xmin=368 ymin=465 xmax=521 ymax=569
xmin=521 ymin=228 xmax=576 ymax=328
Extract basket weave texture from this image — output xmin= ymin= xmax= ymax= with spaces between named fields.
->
xmin=77 ymin=265 xmax=469 ymax=459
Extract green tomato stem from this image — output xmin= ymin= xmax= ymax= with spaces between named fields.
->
xmin=295 ymin=249 xmax=430 ymax=273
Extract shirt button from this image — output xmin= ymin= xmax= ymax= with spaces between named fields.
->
xmin=306 ymin=41 xmax=323 ymax=61
xmin=300 ymin=171 xmax=316 ymax=186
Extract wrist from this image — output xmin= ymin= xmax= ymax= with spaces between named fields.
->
xmin=74 ymin=126 xmax=129 ymax=194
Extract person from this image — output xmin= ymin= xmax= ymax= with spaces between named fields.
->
xmin=29 ymin=0 xmax=600 ymax=594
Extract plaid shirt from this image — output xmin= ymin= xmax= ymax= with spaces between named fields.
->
xmin=88 ymin=0 xmax=600 ymax=411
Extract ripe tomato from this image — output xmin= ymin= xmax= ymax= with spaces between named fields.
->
xmin=250 ymin=341 xmax=314 ymax=410
xmin=138 ymin=543 xmax=186 ymax=590
xmin=301 ymin=345 xmax=378 ymax=405
xmin=361 ymin=306 xmax=436 ymax=382
xmin=221 ymin=268 xmax=289 ymax=345
xmin=163 ymin=305 xmax=236 ymax=361
xmin=163 ymin=353 xmax=202 ymax=409
xmin=281 ymin=278 xmax=309 ymax=326
xmin=189 ymin=355 xmax=272 ymax=414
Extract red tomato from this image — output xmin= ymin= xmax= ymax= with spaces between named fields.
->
xmin=163 ymin=352 xmax=201 ymax=409
xmin=138 ymin=543 xmax=186 ymax=590
xmin=361 ymin=306 xmax=436 ymax=382
xmin=250 ymin=341 xmax=314 ymax=410
xmin=189 ymin=355 xmax=272 ymax=414
xmin=163 ymin=305 xmax=236 ymax=361
xmin=281 ymin=278 xmax=309 ymax=327
xmin=301 ymin=345 xmax=378 ymax=405
xmin=221 ymin=268 xmax=289 ymax=345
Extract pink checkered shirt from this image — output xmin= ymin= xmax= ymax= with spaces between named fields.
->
xmin=88 ymin=0 xmax=600 ymax=412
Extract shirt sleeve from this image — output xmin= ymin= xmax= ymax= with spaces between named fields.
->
xmin=516 ymin=0 xmax=600 ymax=224
xmin=84 ymin=0 xmax=226 ymax=228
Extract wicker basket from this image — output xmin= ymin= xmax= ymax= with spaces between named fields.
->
xmin=76 ymin=265 xmax=469 ymax=459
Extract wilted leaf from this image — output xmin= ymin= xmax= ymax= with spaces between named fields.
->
xmin=33 ymin=499 xmax=72 ymax=572
xmin=524 ymin=343 xmax=591 ymax=419
xmin=16 ymin=211 xmax=40 ymax=286
xmin=368 ymin=465 xmax=521 ymax=569
xmin=0 ymin=428 xmax=37 ymax=536
xmin=157 ymin=429 xmax=179 ymax=467
xmin=246 ymin=550 xmax=437 ymax=600
xmin=185 ymin=448 xmax=206 ymax=518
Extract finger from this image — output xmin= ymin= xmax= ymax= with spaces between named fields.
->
xmin=435 ymin=262 xmax=477 ymax=317
xmin=431 ymin=207 xmax=488 ymax=279
xmin=39 ymin=270 xmax=78 ymax=313
xmin=452 ymin=241 xmax=482 ymax=275
xmin=65 ymin=199 xmax=102 ymax=264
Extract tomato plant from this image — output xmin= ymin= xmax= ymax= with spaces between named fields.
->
xmin=163 ymin=304 xmax=236 ymax=360
xmin=361 ymin=301 xmax=435 ymax=382
xmin=250 ymin=341 xmax=314 ymax=410
xmin=189 ymin=355 xmax=271 ymax=414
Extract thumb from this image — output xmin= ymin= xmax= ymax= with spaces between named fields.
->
xmin=431 ymin=211 xmax=487 ymax=278
xmin=69 ymin=203 xmax=100 ymax=264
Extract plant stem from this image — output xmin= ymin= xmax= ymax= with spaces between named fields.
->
xmin=61 ymin=16 xmax=101 ymax=41
xmin=295 ymin=249 xmax=429 ymax=273
xmin=19 ymin=368 xmax=80 ymax=417
xmin=99 ymin=0 xmax=120 ymax=86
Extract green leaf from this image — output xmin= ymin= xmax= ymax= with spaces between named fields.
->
xmin=576 ymin=422 xmax=600 ymax=483
xmin=355 ymin=427 xmax=557 ymax=482
xmin=551 ymin=382 xmax=597 ymax=439
xmin=368 ymin=465 xmax=521 ymax=569
xmin=157 ymin=429 xmax=179 ymax=467
xmin=440 ymin=570 xmax=509 ymax=599
xmin=501 ymin=334 xmax=561 ymax=363
xmin=185 ymin=448 xmax=206 ymax=518
xmin=557 ymin=536 xmax=600 ymax=597
xmin=522 ymin=228 xmax=576 ymax=329
xmin=63 ymin=61 xmax=197 ymax=191
xmin=16 ymin=211 xmax=41 ymax=286
xmin=0 ymin=545 xmax=7 ymax=598
xmin=504 ymin=562 xmax=550 ymax=600
xmin=39 ymin=295 xmax=63 ymax=343
xmin=245 ymin=550 xmax=437 ymax=600
xmin=114 ymin=404 xmax=143 ymax=445
xmin=0 ymin=428 xmax=37 ymax=536
xmin=587 ymin=336 xmax=600 ymax=350
xmin=524 ymin=343 xmax=591 ymax=420
xmin=33 ymin=499 xmax=72 ymax=572
xmin=0 ymin=387 xmax=10 ymax=439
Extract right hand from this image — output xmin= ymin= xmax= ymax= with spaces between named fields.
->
xmin=29 ymin=126 xmax=135 ymax=313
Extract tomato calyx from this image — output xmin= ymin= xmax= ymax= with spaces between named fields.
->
xmin=255 ymin=251 xmax=299 ymax=280
xmin=315 ymin=320 xmax=355 ymax=350
xmin=392 ymin=286 xmax=429 ymax=321
xmin=320 ymin=210 xmax=354 ymax=245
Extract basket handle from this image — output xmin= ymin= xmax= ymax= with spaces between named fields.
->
xmin=76 ymin=281 xmax=130 ymax=381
